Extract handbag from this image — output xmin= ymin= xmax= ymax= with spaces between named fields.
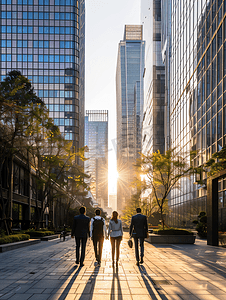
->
xmin=128 ymin=237 xmax=133 ymax=248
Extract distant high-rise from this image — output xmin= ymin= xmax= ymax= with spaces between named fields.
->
xmin=116 ymin=25 xmax=145 ymax=213
xmin=0 ymin=0 xmax=85 ymax=151
xmin=141 ymin=0 xmax=165 ymax=156
xmin=85 ymin=110 xmax=108 ymax=209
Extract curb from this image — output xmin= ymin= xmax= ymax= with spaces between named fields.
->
xmin=0 ymin=239 xmax=41 ymax=253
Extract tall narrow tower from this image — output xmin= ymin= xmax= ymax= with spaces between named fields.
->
xmin=116 ymin=25 xmax=145 ymax=213
xmin=85 ymin=110 xmax=108 ymax=210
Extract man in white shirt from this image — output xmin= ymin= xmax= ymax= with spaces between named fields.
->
xmin=90 ymin=208 xmax=107 ymax=265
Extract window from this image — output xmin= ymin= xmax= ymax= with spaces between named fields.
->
xmin=38 ymin=55 xmax=43 ymax=62
xmin=17 ymin=55 xmax=22 ymax=61
xmin=28 ymin=12 xmax=33 ymax=19
xmin=44 ymin=27 xmax=49 ymax=34
xmin=60 ymin=27 xmax=64 ymax=34
xmin=1 ymin=40 xmax=6 ymax=47
xmin=39 ymin=27 xmax=43 ymax=34
xmin=28 ymin=55 xmax=33 ymax=62
xmin=60 ymin=41 xmax=64 ymax=48
xmin=33 ymin=41 xmax=38 ymax=48
xmin=23 ymin=41 xmax=27 ymax=47
xmin=23 ymin=12 xmax=27 ymax=19
xmin=44 ymin=41 xmax=49 ymax=48
xmin=1 ymin=12 xmax=6 ymax=19
xmin=38 ymin=90 xmax=43 ymax=98
xmin=50 ymin=27 xmax=54 ymax=34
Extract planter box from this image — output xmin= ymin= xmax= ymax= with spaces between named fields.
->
xmin=0 ymin=239 xmax=41 ymax=253
xmin=146 ymin=234 xmax=196 ymax=244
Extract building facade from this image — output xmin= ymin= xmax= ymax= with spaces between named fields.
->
xmin=85 ymin=110 xmax=108 ymax=210
xmin=141 ymin=0 xmax=165 ymax=157
xmin=116 ymin=25 xmax=145 ymax=213
xmin=0 ymin=0 xmax=84 ymax=151
xmin=167 ymin=0 xmax=226 ymax=231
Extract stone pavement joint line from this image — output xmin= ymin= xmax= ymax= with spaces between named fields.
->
xmin=1 ymin=235 xmax=226 ymax=299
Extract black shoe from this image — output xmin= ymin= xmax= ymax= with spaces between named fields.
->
xmin=140 ymin=258 xmax=144 ymax=264
xmin=136 ymin=261 xmax=140 ymax=266
xmin=76 ymin=260 xmax=79 ymax=264
xmin=80 ymin=263 xmax=84 ymax=267
xmin=116 ymin=261 xmax=118 ymax=268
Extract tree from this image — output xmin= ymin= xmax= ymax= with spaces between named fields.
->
xmin=0 ymin=71 xmax=46 ymax=234
xmin=139 ymin=148 xmax=191 ymax=229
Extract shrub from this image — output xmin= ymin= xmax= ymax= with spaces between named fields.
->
xmin=24 ymin=230 xmax=54 ymax=237
xmin=193 ymin=211 xmax=207 ymax=238
xmin=154 ymin=227 xmax=194 ymax=236
xmin=0 ymin=234 xmax=30 ymax=245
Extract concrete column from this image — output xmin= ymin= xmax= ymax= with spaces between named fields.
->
xmin=207 ymin=177 xmax=218 ymax=246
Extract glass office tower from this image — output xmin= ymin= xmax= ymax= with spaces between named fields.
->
xmin=116 ymin=25 xmax=145 ymax=213
xmin=84 ymin=110 xmax=108 ymax=210
xmin=0 ymin=0 xmax=84 ymax=151
xmin=168 ymin=0 xmax=226 ymax=229
xmin=141 ymin=0 xmax=165 ymax=156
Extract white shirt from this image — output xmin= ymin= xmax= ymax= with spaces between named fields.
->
xmin=108 ymin=219 xmax=123 ymax=238
xmin=90 ymin=216 xmax=107 ymax=238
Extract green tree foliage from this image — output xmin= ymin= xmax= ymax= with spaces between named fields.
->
xmin=139 ymin=148 xmax=191 ymax=229
xmin=0 ymin=71 xmax=46 ymax=234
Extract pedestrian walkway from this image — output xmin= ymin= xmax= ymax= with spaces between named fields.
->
xmin=1 ymin=235 xmax=226 ymax=300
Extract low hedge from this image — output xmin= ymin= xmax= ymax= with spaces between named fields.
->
xmin=154 ymin=228 xmax=194 ymax=236
xmin=24 ymin=230 xmax=54 ymax=237
xmin=0 ymin=234 xmax=30 ymax=245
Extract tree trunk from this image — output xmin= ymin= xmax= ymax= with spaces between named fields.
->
xmin=7 ymin=156 xmax=13 ymax=234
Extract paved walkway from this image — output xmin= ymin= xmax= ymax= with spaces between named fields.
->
xmin=1 ymin=235 xmax=226 ymax=300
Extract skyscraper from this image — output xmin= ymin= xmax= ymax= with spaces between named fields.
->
xmin=85 ymin=110 xmax=108 ymax=210
xmin=0 ymin=0 xmax=84 ymax=151
xmin=167 ymin=0 xmax=226 ymax=232
xmin=141 ymin=0 xmax=165 ymax=156
xmin=116 ymin=25 xmax=145 ymax=213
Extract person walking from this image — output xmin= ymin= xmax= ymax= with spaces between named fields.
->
xmin=108 ymin=211 xmax=123 ymax=268
xmin=90 ymin=208 xmax=107 ymax=265
xmin=129 ymin=207 xmax=148 ymax=266
xmin=71 ymin=206 xmax=90 ymax=267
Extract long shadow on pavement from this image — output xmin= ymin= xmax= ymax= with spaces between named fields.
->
xmin=53 ymin=265 xmax=83 ymax=300
xmin=139 ymin=265 xmax=168 ymax=300
xmin=78 ymin=263 xmax=100 ymax=300
xmin=110 ymin=266 xmax=122 ymax=300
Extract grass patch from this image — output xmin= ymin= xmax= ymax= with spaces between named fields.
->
xmin=153 ymin=228 xmax=194 ymax=235
xmin=0 ymin=234 xmax=30 ymax=245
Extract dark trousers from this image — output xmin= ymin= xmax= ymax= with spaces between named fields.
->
xmin=133 ymin=237 xmax=144 ymax=262
xmin=93 ymin=237 xmax=104 ymax=262
xmin=110 ymin=236 xmax=122 ymax=262
xmin=75 ymin=237 xmax=87 ymax=264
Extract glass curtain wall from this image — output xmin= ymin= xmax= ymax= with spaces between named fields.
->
xmin=169 ymin=0 xmax=226 ymax=229
xmin=0 ymin=0 xmax=83 ymax=149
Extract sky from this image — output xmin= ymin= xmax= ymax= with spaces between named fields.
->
xmin=85 ymin=0 xmax=141 ymax=196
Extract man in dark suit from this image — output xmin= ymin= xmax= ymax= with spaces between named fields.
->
xmin=71 ymin=206 xmax=90 ymax=267
xmin=129 ymin=207 xmax=148 ymax=266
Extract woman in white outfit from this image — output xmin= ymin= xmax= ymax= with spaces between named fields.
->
xmin=108 ymin=211 xmax=123 ymax=268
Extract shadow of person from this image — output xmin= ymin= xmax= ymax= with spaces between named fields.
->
xmin=138 ymin=265 xmax=168 ymax=300
xmin=54 ymin=265 xmax=82 ymax=300
xmin=110 ymin=266 xmax=123 ymax=300
xmin=78 ymin=264 xmax=101 ymax=300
